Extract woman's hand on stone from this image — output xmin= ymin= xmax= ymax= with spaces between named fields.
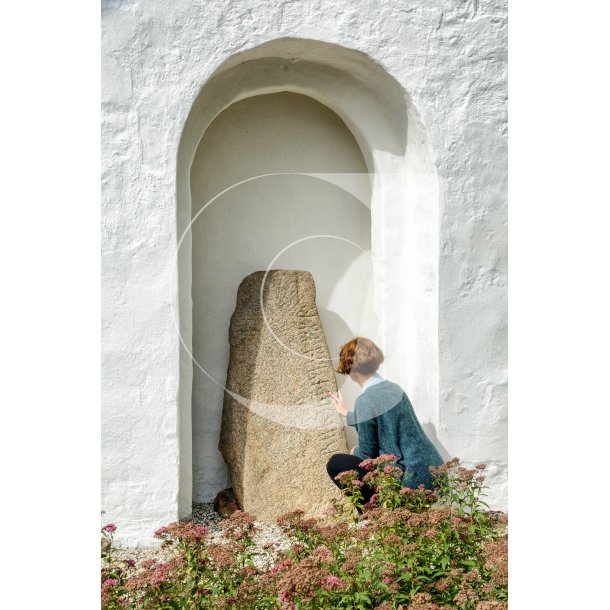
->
xmin=328 ymin=390 xmax=348 ymax=417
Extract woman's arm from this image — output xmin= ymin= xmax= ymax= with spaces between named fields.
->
xmin=328 ymin=390 xmax=348 ymax=416
xmin=329 ymin=390 xmax=379 ymax=458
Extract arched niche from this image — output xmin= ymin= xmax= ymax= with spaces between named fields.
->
xmin=175 ymin=39 xmax=439 ymax=515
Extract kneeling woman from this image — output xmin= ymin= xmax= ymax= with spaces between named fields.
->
xmin=327 ymin=337 xmax=443 ymax=506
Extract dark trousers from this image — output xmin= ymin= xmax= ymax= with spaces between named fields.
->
xmin=326 ymin=453 xmax=376 ymax=507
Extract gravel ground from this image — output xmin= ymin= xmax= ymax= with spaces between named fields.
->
xmin=106 ymin=502 xmax=296 ymax=571
xmin=192 ymin=502 xmax=296 ymax=570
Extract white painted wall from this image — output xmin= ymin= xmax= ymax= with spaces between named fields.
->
xmin=102 ymin=0 xmax=507 ymax=546
xmin=190 ymin=92 xmax=375 ymax=501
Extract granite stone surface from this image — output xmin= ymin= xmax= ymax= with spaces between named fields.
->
xmin=219 ymin=270 xmax=348 ymax=522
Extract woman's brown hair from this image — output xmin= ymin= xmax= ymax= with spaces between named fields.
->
xmin=335 ymin=337 xmax=384 ymax=376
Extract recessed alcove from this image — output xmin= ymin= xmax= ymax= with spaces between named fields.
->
xmin=190 ymin=91 xmax=376 ymax=501
xmin=175 ymin=39 xmax=439 ymax=516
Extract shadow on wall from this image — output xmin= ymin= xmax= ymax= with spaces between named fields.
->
xmin=319 ymin=307 xmax=360 ymax=451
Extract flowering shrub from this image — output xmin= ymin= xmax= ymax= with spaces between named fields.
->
xmin=101 ymin=457 xmax=507 ymax=609
xmin=335 ymin=454 xmax=440 ymax=515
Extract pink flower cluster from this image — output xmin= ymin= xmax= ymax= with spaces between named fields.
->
xmin=312 ymin=545 xmax=334 ymax=563
xmin=359 ymin=453 xmax=400 ymax=471
xmin=154 ymin=521 xmax=209 ymax=542
xmin=278 ymin=590 xmax=295 ymax=608
xmin=366 ymin=493 xmax=378 ymax=506
xmin=333 ymin=469 xmax=359 ymax=483
xmin=149 ymin=562 xmax=171 ymax=587
xmin=322 ymin=575 xmax=343 ymax=590
xmin=271 ymin=558 xmax=294 ymax=574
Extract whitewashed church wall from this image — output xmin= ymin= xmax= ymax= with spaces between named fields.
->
xmin=102 ymin=0 xmax=507 ymax=546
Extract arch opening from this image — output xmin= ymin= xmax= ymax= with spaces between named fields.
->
xmin=175 ymin=39 xmax=439 ymax=515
